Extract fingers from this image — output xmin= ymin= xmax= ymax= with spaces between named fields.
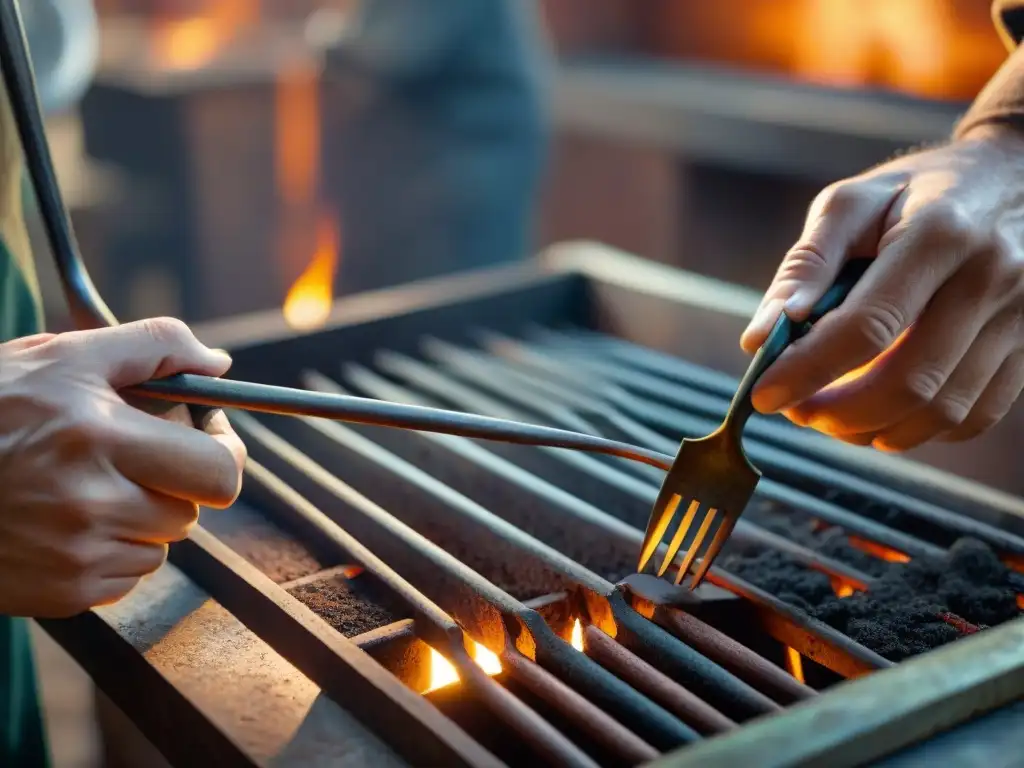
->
xmin=741 ymin=179 xmax=901 ymax=353
xmin=104 ymin=485 xmax=200 ymax=544
xmin=51 ymin=317 xmax=232 ymax=389
xmin=785 ymin=259 xmax=1001 ymax=435
xmin=96 ymin=541 xmax=170 ymax=578
xmin=865 ymin=311 xmax=1021 ymax=449
xmin=0 ymin=333 xmax=57 ymax=354
xmin=941 ymin=349 xmax=1024 ymax=443
xmin=751 ymin=201 xmax=973 ymax=414
xmin=109 ymin=405 xmax=245 ymax=508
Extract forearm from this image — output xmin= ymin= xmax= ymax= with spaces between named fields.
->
xmin=955 ymin=0 xmax=1024 ymax=137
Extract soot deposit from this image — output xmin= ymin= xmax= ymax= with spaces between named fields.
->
xmin=289 ymin=572 xmax=406 ymax=637
xmin=723 ymin=502 xmax=1021 ymax=661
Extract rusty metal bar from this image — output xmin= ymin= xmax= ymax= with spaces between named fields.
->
xmin=373 ymin=347 xmax=945 ymax=561
xmin=333 ymin=364 xmax=881 ymax=686
xmin=236 ymin=456 xmax=641 ymax=768
xmin=233 ymin=413 xmax=700 ymax=751
xmin=581 ymin=625 xmax=737 ymax=735
xmin=528 ymin=329 xmax=1024 ymax=545
xmin=311 ymin=370 xmax=787 ymax=720
xmin=167 ymin=526 xmax=502 ymax=768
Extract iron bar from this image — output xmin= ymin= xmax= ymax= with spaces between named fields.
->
xmin=334 ymin=363 xmax=885 ymax=680
xmin=237 ymin=459 xmax=616 ymax=768
xmin=234 ymin=413 xmax=700 ymax=751
xmin=168 ymin=525 xmax=502 ymax=768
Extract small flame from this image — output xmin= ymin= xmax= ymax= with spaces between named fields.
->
xmin=570 ymin=619 xmax=584 ymax=652
xmin=426 ymin=648 xmax=460 ymax=692
xmin=848 ymin=537 xmax=910 ymax=563
xmin=424 ymin=641 xmax=503 ymax=693
xmin=282 ymin=214 xmax=339 ymax=330
xmin=785 ymin=647 xmax=806 ymax=685
xmin=832 ymin=581 xmax=855 ymax=598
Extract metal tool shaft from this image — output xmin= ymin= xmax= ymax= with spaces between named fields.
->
xmin=128 ymin=374 xmax=675 ymax=469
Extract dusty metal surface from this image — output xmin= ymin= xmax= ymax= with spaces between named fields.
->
xmin=40 ymin=565 xmax=406 ymax=768
xmin=42 ymin=245 xmax=1024 ymax=766
xmin=652 ymin=617 xmax=1024 ymax=768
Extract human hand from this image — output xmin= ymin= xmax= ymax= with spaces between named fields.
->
xmin=0 ymin=319 xmax=246 ymax=617
xmin=740 ymin=124 xmax=1024 ymax=451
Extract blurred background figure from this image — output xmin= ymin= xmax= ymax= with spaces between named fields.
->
xmin=330 ymin=0 xmax=552 ymax=292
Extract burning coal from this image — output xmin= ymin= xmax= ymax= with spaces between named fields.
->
xmin=722 ymin=501 xmax=1022 ymax=661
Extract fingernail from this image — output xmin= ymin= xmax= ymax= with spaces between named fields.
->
xmin=208 ymin=348 xmax=232 ymax=365
xmin=742 ymin=299 xmax=785 ymax=347
xmin=752 ymin=384 xmax=792 ymax=413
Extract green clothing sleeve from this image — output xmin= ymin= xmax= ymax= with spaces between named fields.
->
xmin=0 ymin=67 xmax=51 ymax=768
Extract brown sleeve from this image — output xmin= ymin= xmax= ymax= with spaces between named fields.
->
xmin=954 ymin=0 xmax=1024 ymax=137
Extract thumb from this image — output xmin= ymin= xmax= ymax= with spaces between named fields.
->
xmin=59 ymin=318 xmax=232 ymax=389
xmin=740 ymin=180 xmax=894 ymax=354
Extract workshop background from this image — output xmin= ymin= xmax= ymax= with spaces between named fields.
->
xmin=19 ymin=1 xmax=1008 ymax=766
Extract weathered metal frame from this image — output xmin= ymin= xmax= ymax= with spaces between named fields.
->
xmin=38 ymin=243 xmax=1024 ymax=765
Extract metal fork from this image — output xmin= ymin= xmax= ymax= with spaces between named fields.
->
xmin=638 ymin=258 xmax=872 ymax=589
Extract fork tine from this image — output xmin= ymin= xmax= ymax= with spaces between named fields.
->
xmin=687 ymin=515 xmax=737 ymax=589
xmin=674 ymin=508 xmax=718 ymax=585
xmin=638 ymin=491 xmax=681 ymax=572
xmin=656 ymin=499 xmax=699 ymax=577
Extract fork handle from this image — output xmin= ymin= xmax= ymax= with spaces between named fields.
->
xmin=724 ymin=257 xmax=873 ymax=435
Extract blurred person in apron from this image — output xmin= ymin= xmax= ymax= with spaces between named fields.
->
xmin=330 ymin=0 xmax=552 ymax=292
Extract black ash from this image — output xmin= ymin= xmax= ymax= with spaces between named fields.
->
xmin=724 ymin=503 xmax=1020 ymax=661
xmin=288 ymin=572 xmax=407 ymax=637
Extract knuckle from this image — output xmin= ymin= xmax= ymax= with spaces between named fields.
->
xmin=927 ymin=393 xmax=973 ymax=429
xmin=814 ymin=181 xmax=864 ymax=216
xmin=898 ymin=365 xmax=947 ymax=408
xmin=917 ymin=201 xmax=974 ymax=245
xmin=848 ymin=300 xmax=905 ymax=354
xmin=140 ymin=316 xmax=194 ymax=347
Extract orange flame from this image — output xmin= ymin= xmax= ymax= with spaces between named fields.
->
xmin=848 ymin=537 xmax=910 ymax=563
xmin=570 ymin=619 xmax=584 ymax=652
xmin=282 ymin=214 xmax=338 ymax=330
xmin=785 ymin=647 xmax=806 ymax=684
xmin=424 ymin=641 xmax=503 ymax=693
xmin=832 ymin=580 xmax=856 ymax=598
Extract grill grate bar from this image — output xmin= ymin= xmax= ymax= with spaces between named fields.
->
xmin=321 ymin=368 xmax=801 ymax=713
xmin=167 ymin=524 xmax=502 ymax=768
xmin=235 ymin=413 xmax=701 ymax=751
xmin=343 ymin=350 xmax=892 ymax=676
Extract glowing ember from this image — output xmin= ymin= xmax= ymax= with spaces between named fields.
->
xmin=570 ymin=619 xmax=584 ymax=652
xmin=423 ymin=641 xmax=503 ymax=693
xmin=1018 ymin=594 xmax=1024 ymax=611
xmin=832 ymin=581 xmax=856 ymax=598
xmin=848 ymin=537 xmax=911 ymax=563
xmin=785 ymin=646 xmax=806 ymax=684
xmin=282 ymin=214 xmax=339 ymax=330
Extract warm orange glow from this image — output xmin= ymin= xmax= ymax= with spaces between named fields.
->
xmin=785 ymin=647 xmax=806 ymax=684
xmin=423 ymin=641 xmax=503 ymax=693
xmin=151 ymin=19 xmax=221 ymax=70
xmin=149 ymin=1 xmax=258 ymax=71
xmin=1018 ymin=594 xmax=1024 ymax=611
xmin=832 ymin=580 xmax=856 ymax=598
xmin=282 ymin=213 xmax=339 ymax=330
xmin=275 ymin=63 xmax=321 ymax=208
xmin=848 ymin=537 xmax=911 ymax=563
xmin=649 ymin=0 xmax=1002 ymax=102
xmin=570 ymin=619 xmax=584 ymax=652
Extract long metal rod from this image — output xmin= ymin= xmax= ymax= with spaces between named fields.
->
xmin=131 ymin=375 xmax=675 ymax=470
